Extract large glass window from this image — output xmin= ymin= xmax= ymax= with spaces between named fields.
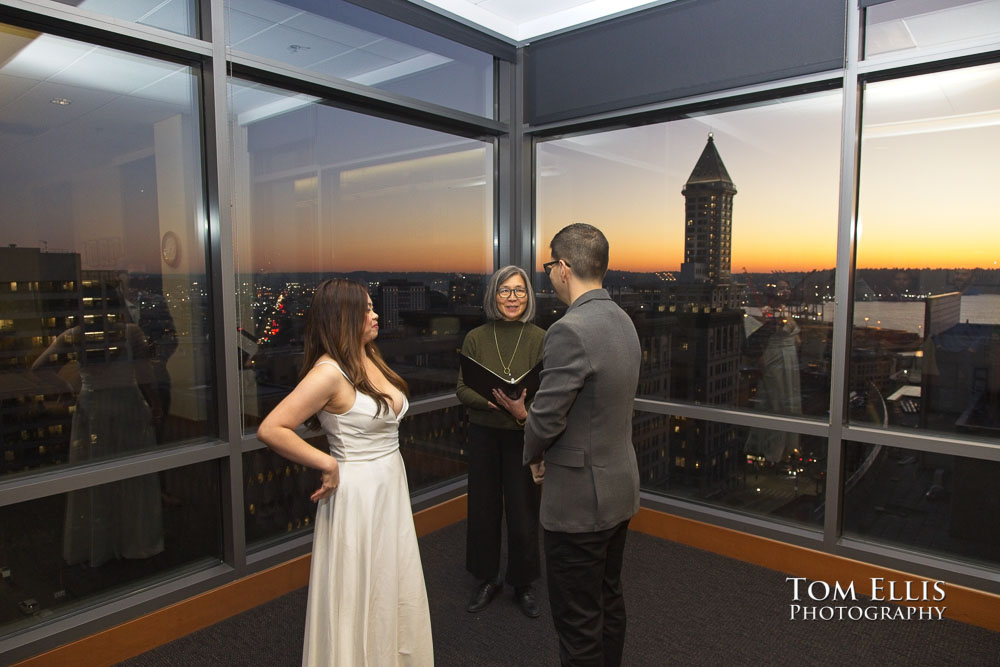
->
xmin=536 ymin=90 xmax=843 ymax=420
xmin=852 ymin=61 xmax=1000 ymax=437
xmin=51 ymin=0 xmax=200 ymax=37
xmin=0 ymin=460 xmax=223 ymax=635
xmin=229 ymin=78 xmax=494 ymax=433
xmin=225 ymin=0 xmax=493 ymax=117
xmin=244 ymin=444 xmax=320 ymax=546
xmin=636 ymin=413 xmax=827 ymax=528
xmin=0 ymin=26 xmax=215 ymax=478
xmin=865 ymin=0 xmax=1000 ymax=59
xmin=843 ymin=442 xmax=1000 ymax=569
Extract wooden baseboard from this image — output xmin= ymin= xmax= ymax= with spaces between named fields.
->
xmin=15 ymin=497 xmax=998 ymax=665
xmin=413 ymin=493 xmax=467 ymax=537
xmin=630 ymin=506 xmax=1000 ymax=633
xmin=12 ymin=555 xmax=313 ymax=667
xmin=12 ymin=496 xmax=471 ymax=667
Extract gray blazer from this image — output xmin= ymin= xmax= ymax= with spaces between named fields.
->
xmin=523 ymin=289 xmax=641 ymax=533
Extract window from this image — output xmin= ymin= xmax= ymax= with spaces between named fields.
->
xmin=852 ymin=61 xmax=1000 ymax=437
xmin=634 ymin=414 xmax=826 ymax=527
xmin=225 ymin=0 xmax=493 ymax=117
xmin=535 ymin=90 xmax=843 ymax=420
xmin=843 ymin=442 xmax=1000 ymax=568
xmin=230 ymin=79 xmax=490 ymax=500
xmin=0 ymin=460 xmax=222 ymax=634
xmin=0 ymin=25 xmax=215 ymax=478
xmin=51 ymin=0 xmax=200 ymax=37
xmin=865 ymin=0 xmax=1000 ymax=58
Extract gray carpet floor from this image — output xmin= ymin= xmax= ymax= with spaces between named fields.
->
xmin=120 ymin=520 xmax=1000 ymax=666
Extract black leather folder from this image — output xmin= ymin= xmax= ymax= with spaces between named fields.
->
xmin=460 ymin=355 xmax=542 ymax=402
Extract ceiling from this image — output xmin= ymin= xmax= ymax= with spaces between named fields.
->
xmin=407 ymin=0 xmax=669 ymax=42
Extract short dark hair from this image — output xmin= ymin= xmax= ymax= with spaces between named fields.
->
xmin=550 ymin=223 xmax=609 ymax=281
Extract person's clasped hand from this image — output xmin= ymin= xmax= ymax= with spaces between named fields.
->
xmin=311 ymin=458 xmax=340 ymax=502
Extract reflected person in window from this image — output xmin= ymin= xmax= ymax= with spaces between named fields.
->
xmin=31 ymin=278 xmax=164 ymax=567
xmin=456 ymin=266 xmax=545 ymax=618
xmin=257 ymin=278 xmax=432 ymax=666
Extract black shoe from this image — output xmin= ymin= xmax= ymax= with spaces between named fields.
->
xmin=467 ymin=581 xmax=500 ymax=613
xmin=515 ymin=586 xmax=540 ymax=618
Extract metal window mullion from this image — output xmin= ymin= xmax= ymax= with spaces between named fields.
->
xmin=0 ymin=0 xmax=212 ymax=59
xmin=517 ymin=48 xmax=535 ymax=273
xmin=226 ymin=52 xmax=505 ymax=140
xmin=859 ymin=39 xmax=1000 ymax=78
xmin=632 ymin=399 xmax=829 ymax=438
xmin=496 ymin=57 xmax=514 ymax=269
xmin=835 ymin=538 xmax=1000 ymax=594
xmin=206 ymin=0 xmax=246 ymax=572
xmin=843 ymin=425 xmax=1000 ymax=462
xmin=825 ymin=0 xmax=864 ymax=551
xmin=523 ymin=71 xmax=843 ymax=139
xmin=0 ymin=441 xmax=230 ymax=507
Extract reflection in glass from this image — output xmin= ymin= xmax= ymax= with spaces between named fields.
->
xmin=843 ymin=442 xmax=1000 ymax=569
xmin=244 ymin=444 xmax=320 ymax=546
xmin=852 ymin=62 xmax=1000 ymax=436
xmin=51 ymin=0 xmax=200 ymax=37
xmin=225 ymin=0 xmax=493 ymax=117
xmin=229 ymin=79 xmax=493 ymax=430
xmin=0 ymin=460 xmax=222 ymax=635
xmin=536 ymin=91 xmax=842 ymax=419
xmin=865 ymin=0 xmax=1000 ymax=58
xmin=0 ymin=26 xmax=214 ymax=478
xmin=635 ymin=413 xmax=826 ymax=528
xmin=244 ymin=406 xmax=467 ymax=546
xmin=399 ymin=405 xmax=467 ymax=493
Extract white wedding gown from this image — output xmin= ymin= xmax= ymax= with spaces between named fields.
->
xmin=302 ymin=361 xmax=433 ymax=666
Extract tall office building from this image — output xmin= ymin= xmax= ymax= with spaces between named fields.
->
xmin=680 ymin=134 xmax=736 ymax=285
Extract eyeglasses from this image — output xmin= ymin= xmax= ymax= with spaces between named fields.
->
xmin=497 ymin=287 xmax=527 ymax=299
xmin=543 ymin=259 xmax=571 ymax=275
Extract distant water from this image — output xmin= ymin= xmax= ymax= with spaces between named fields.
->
xmin=818 ymin=294 xmax=1000 ymax=335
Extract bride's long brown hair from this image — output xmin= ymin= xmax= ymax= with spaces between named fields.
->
xmin=300 ymin=279 xmax=408 ymax=421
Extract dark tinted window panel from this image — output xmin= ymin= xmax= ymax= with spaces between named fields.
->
xmin=525 ymin=0 xmax=845 ymax=124
xmin=636 ymin=413 xmax=826 ymax=529
xmin=843 ymin=442 xmax=1000 ymax=569
xmin=0 ymin=460 xmax=223 ymax=635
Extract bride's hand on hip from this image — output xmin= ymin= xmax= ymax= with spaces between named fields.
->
xmin=311 ymin=457 xmax=340 ymax=502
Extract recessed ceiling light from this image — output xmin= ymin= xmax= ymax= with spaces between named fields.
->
xmin=50 ymin=97 xmax=72 ymax=106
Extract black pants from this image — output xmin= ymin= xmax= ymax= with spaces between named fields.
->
xmin=544 ymin=520 xmax=630 ymax=667
xmin=465 ymin=423 xmax=541 ymax=587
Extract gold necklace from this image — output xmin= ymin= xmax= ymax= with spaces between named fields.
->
xmin=493 ymin=322 xmax=525 ymax=378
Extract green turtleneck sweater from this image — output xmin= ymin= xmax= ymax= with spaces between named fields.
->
xmin=456 ymin=319 xmax=545 ymax=430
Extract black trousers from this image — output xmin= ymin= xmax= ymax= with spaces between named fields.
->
xmin=544 ymin=519 xmax=630 ymax=667
xmin=465 ymin=423 xmax=541 ymax=587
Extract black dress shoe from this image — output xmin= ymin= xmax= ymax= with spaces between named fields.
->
xmin=467 ymin=581 xmax=500 ymax=613
xmin=515 ymin=586 xmax=541 ymax=618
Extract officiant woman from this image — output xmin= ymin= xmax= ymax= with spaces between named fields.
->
xmin=456 ymin=265 xmax=545 ymax=618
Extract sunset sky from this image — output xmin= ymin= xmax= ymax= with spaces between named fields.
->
xmin=241 ymin=61 xmax=998 ymax=276
xmin=3 ymin=48 xmax=996 ymax=278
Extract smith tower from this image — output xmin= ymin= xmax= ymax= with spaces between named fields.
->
xmin=680 ymin=134 xmax=736 ymax=285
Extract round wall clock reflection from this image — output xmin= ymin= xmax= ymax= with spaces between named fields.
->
xmin=161 ymin=231 xmax=181 ymax=267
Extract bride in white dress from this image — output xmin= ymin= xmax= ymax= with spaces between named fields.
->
xmin=257 ymin=278 xmax=433 ymax=666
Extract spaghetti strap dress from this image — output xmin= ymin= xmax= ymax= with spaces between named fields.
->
xmin=301 ymin=360 xmax=433 ymax=666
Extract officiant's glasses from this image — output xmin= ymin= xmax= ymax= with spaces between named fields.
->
xmin=497 ymin=287 xmax=527 ymax=299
